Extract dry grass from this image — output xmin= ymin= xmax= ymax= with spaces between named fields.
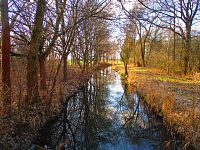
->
xmin=113 ymin=65 xmax=200 ymax=149
xmin=0 ymin=62 xmax=110 ymax=149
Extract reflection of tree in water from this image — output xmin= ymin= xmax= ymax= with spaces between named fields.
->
xmin=75 ymin=67 xmax=117 ymax=149
xmin=36 ymin=69 xmax=181 ymax=149
xmin=120 ymin=81 xmax=178 ymax=149
xmin=37 ymin=68 xmax=117 ymax=149
xmin=35 ymin=68 xmax=113 ymax=149
xmin=80 ymin=84 xmax=112 ymax=149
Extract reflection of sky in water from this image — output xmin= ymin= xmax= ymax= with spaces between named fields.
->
xmin=107 ymin=73 xmax=124 ymax=125
xmin=35 ymin=68 xmax=181 ymax=150
xmin=107 ymin=73 xmax=124 ymax=106
xmin=99 ymin=72 xmax=171 ymax=150
xmin=99 ymin=138 xmax=157 ymax=150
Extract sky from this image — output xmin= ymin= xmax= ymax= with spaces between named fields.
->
xmin=108 ymin=0 xmax=140 ymax=40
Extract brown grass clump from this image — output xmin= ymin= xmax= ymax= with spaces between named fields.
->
xmin=140 ymin=82 xmax=200 ymax=148
xmin=191 ymin=72 xmax=200 ymax=82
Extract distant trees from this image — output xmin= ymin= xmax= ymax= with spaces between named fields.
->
xmin=118 ymin=0 xmax=200 ymax=74
xmin=70 ymin=0 xmax=111 ymax=72
xmin=191 ymin=31 xmax=200 ymax=71
xmin=137 ymin=0 xmax=200 ymax=74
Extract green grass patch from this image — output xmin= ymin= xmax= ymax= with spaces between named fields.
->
xmin=67 ymin=60 xmax=85 ymax=65
xmin=133 ymin=67 xmax=150 ymax=72
xmin=116 ymin=61 xmax=124 ymax=66
xmin=156 ymin=76 xmax=190 ymax=83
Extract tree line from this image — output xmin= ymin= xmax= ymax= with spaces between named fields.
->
xmin=119 ymin=0 xmax=200 ymax=76
xmin=0 ymin=0 xmax=113 ymax=116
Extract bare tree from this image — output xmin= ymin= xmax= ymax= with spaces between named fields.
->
xmin=135 ymin=19 xmax=153 ymax=67
xmin=120 ymin=31 xmax=134 ymax=77
xmin=27 ymin=0 xmax=46 ymax=103
xmin=61 ymin=0 xmax=79 ymax=81
xmin=38 ymin=0 xmax=67 ymax=90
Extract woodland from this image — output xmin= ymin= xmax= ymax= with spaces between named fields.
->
xmin=0 ymin=0 xmax=200 ymax=149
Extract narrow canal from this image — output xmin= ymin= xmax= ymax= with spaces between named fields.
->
xmin=34 ymin=68 xmax=181 ymax=149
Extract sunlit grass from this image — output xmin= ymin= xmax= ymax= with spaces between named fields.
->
xmin=157 ymin=76 xmax=200 ymax=84
xmin=157 ymin=76 xmax=186 ymax=82
xmin=132 ymin=68 xmax=149 ymax=72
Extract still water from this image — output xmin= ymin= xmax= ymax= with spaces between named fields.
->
xmin=35 ymin=68 xmax=181 ymax=150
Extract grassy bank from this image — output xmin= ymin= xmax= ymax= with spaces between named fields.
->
xmin=113 ymin=64 xmax=200 ymax=149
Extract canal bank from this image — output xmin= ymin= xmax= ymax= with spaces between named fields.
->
xmin=113 ymin=65 xmax=200 ymax=149
xmin=0 ymin=63 xmax=110 ymax=150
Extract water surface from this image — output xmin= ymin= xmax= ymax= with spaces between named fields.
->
xmin=35 ymin=68 xmax=181 ymax=149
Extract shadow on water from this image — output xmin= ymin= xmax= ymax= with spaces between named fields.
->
xmin=34 ymin=67 xmax=182 ymax=150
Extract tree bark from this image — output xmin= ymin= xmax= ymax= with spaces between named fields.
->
xmin=124 ymin=63 xmax=128 ymax=77
xmin=140 ymin=44 xmax=146 ymax=67
xmin=39 ymin=58 xmax=47 ymax=90
xmin=183 ymin=23 xmax=191 ymax=75
xmin=63 ymin=52 xmax=68 ymax=81
xmin=183 ymin=44 xmax=190 ymax=75
xmin=1 ymin=0 xmax=11 ymax=115
xmin=27 ymin=0 xmax=45 ymax=103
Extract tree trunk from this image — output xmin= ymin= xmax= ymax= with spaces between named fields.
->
xmin=39 ymin=58 xmax=47 ymax=90
xmin=183 ymin=44 xmax=190 ymax=75
xmin=27 ymin=0 xmax=45 ymax=103
xmin=173 ymin=5 xmax=176 ymax=62
xmin=1 ymin=0 xmax=11 ymax=115
xmin=183 ymin=25 xmax=191 ymax=75
xmin=124 ymin=63 xmax=128 ymax=77
xmin=141 ymin=51 xmax=145 ymax=67
xmin=140 ymin=43 xmax=146 ymax=67
xmin=63 ymin=52 xmax=68 ymax=81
